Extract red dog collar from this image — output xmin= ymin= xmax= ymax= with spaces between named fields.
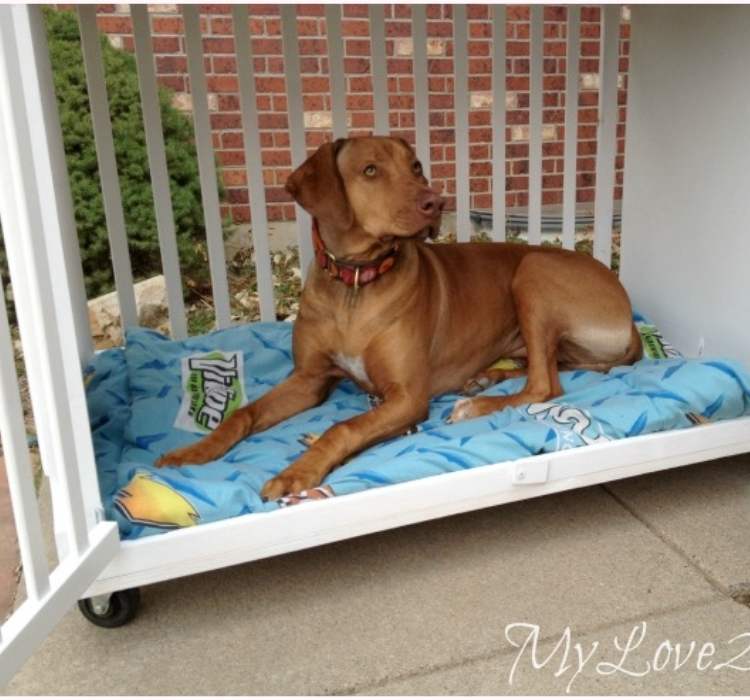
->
xmin=312 ymin=219 xmax=399 ymax=289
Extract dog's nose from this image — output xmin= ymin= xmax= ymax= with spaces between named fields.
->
xmin=418 ymin=191 xmax=445 ymax=217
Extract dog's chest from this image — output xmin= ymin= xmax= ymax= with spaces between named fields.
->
xmin=333 ymin=352 xmax=372 ymax=388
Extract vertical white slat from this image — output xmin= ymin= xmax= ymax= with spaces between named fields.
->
xmin=77 ymin=6 xmax=138 ymax=329
xmin=0 ymin=11 xmax=120 ymax=679
xmin=561 ymin=5 xmax=581 ymax=250
xmin=325 ymin=4 xmax=347 ymax=140
xmin=411 ymin=4 xmax=431 ymax=180
xmin=17 ymin=6 xmax=108 ymax=544
xmin=453 ymin=4 xmax=470 ymax=242
xmin=6 ymin=7 xmax=97 ymax=553
xmin=20 ymin=5 xmax=92 ymax=364
xmin=0 ymin=284 xmax=50 ymax=602
xmin=182 ymin=4 xmax=232 ymax=328
xmin=131 ymin=5 xmax=187 ymax=339
xmin=281 ymin=4 xmax=314 ymax=276
xmin=593 ymin=4 xmax=621 ymax=267
xmin=527 ymin=4 xmax=544 ymax=246
xmin=233 ymin=4 xmax=275 ymax=322
xmin=369 ymin=4 xmax=389 ymax=136
xmin=491 ymin=4 xmax=507 ymax=241
xmin=0 ymin=7 xmax=100 ymax=558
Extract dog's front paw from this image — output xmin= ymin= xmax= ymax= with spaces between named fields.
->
xmin=155 ymin=443 xmax=219 ymax=468
xmin=261 ymin=469 xmax=321 ymax=501
xmin=449 ymin=396 xmax=505 ymax=423
xmin=449 ymin=398 xmax=479 ymax=423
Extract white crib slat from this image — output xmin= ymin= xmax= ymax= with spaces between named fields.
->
xmin=23 ymin=10 xmax=93 ymax=364
xmin=453 ymin=4 xmax=470 ymax=242
xmin=0 ymin=293 xmax=49 ymax=602
xmin=233 ymin=4 xmax=275 ymax=322
xmin=29 ymin=4 xmax=106 ymax=538
xmin=527 ymin=4 xmax=544 ymax=246
xmin=131 ymin=5 xmax=187 ymax=339
xmin=182 ymin=5 xmax=231 ymax=328
xmin=411 ymin=4 xmax=431 ymax=180
xmin=77 ymin=7 xmax=138 ymax=330
xmin=453 ymin=5 xmax=470 ymax=242
xmin=325 ymin=5 xmax=347 ymax=140
xmin=562 ymin=5 xmax=581 ymax=251
xmin=281 ymin=5 xmax=314 ymax=276
xmin=0 ymin=9 xmax=94 ymax=557
xmin=491 ymin=4 xmax=507 ymax=242
xmin=593 ymin=4 xmax=621 ymax=267
xmin=369 ymin=4 xmax=389 ymax=136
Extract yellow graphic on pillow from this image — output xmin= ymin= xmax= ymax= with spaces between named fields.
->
xmin=489 ymin=357 xmax=525 ymax=371
xmin=114 ymin=473 xmax=200 ymax=529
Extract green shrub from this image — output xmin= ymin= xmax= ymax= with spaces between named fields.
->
xmin=42 ymin=7 xmax=218 ymax=298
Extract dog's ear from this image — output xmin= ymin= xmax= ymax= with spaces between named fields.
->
xmin=285 ymin=139 xmax=353 ymax=231
xmin=396 ymin=136 xmax=414 ymax=154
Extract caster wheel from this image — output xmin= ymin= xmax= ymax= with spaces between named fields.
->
xmin=78 ymin=588 xmax=141 ymax=628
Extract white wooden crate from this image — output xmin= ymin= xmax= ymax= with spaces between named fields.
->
xmin=1 ymin=4 xmax=749 ymax=687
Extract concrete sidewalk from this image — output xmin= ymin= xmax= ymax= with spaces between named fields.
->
xmin=0 ymin=458 xmax=20 ymax=624
xmin=4 ymin=453 xmax=750 ymax=695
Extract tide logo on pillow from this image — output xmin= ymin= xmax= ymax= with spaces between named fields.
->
xmin=174 ymin=350 xmax=247 ymax=433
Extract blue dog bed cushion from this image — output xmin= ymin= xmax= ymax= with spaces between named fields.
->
xmin=85 ymin=314 xmax=750 ymax=540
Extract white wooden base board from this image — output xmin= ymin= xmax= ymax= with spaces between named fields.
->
xmin=86 ymin=416 xmax=750 ymax=597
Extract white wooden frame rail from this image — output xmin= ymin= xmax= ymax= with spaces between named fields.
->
xmin=2 ymin=3 xmax=750 ymax=688
xmin=87 ymin=416 xmax=750 ymax=597
xmin=0 ymin=5 xmax=120 ymax=686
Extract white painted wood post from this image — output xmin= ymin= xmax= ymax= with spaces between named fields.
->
xmin=281 ymin=4 xmax=314 ymax=277
xmin=233 ymin=4 xmax=275 ymax=322
xmin=20 ymin=6 xmax=93 ymax=363
xmin=325 ymin=4 xmax=348 ymax=141
xmin=491 ymin=4 xmax=507 ymax=242
xmin=453 ymin=4 xmax=471 ymax=242
xmin=77 ymin=6 xmax=138 ymax=330
xmin=0 ymin=6 xmax=110 ymax=558
xmin=131 ymin=4 xmax=188 ymax=339
xmin=527 ymin=5 xmax=544 ymax=245
xmin=593 ymin=5 xmax=621 ymax=267
xmin=182 ymin=4 xmax=232 ymax=328
xmin=412 ymin=4 xmax=431 ymax=181
xmin=561 ymin=6 xmax=581 ymax=250
xmin=0 ymin=285 xmax=50 ymax=603
xmin=369 ymin=4 xmax=389 ymax=136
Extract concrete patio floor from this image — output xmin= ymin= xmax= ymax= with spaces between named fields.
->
xmin=4 ymin=453 xmax=750 ymax=695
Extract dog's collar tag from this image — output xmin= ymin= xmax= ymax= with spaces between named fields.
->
xmin=311 ymin=219 xmax=399 ymax=289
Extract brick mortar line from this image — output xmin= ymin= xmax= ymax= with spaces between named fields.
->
xmin=339 ymin=592 xmax=725 ymax=696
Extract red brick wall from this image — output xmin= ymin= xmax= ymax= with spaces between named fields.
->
xmin=91 ymin=4 xmax=630 ymax=225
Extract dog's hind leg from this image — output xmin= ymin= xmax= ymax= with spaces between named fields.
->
xmin=451 ymin=343 xmax=560 ymax=422
xmin=462 ymin=365 xmax=527 ymax=396
xmin=451 ymin=272 xmax=562 ymax=422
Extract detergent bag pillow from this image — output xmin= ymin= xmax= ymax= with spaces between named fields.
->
xmin=122 ymin=323 xmax=295 ymax=461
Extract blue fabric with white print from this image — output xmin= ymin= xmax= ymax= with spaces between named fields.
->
xmin=84 ymin=315 xmax=750 ymax=540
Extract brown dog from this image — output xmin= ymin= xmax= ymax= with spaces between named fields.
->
xmin=156 ymin=136 xmax=641 ymax=499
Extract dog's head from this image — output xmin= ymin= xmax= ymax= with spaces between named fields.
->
xmin=285 ymin=137 xmax=444 ymax=243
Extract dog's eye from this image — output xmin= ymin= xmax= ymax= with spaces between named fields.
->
xmin=364 ymin=164 xmax=377 ymax=177
xmin=412 ymin=161 xmax=423 ymax=176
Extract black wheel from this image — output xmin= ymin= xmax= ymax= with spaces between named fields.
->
xmin=78 ymin=588 xmax=141 ymax=628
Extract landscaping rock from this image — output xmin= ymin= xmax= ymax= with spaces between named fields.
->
xmin=88 ymin=274 xmax=169 ymax=349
